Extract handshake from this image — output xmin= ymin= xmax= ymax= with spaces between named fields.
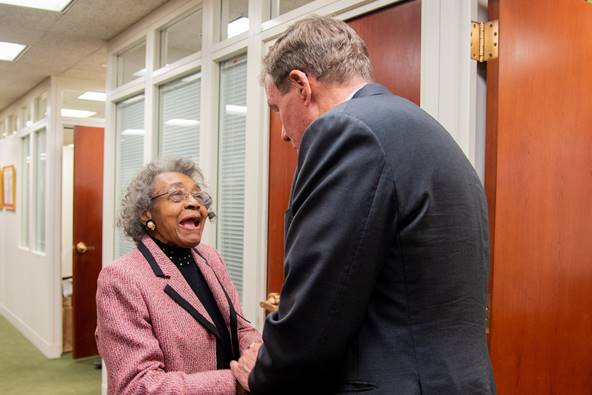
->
xmin=231 ymin=340 xmax=263 ymax=393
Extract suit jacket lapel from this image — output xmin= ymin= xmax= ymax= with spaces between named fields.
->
xmin=139 ymin=236 xmax=220 ymax=339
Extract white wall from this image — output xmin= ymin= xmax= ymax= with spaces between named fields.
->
xmin=0 ymin=77 xmax=104 ymax=358
xmin=0 ymin=80 xmax=62 ymax=358
xmin=0 ymin=132 xmax=61 ymax=357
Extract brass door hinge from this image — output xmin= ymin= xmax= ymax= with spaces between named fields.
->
xmin=471 ymin=20 xmax=499 ymax=62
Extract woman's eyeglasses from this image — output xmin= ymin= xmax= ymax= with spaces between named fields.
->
xmin=151 ymin=189 xmax=212 ymax=206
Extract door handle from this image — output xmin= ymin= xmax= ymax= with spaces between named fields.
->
xmin=259 ymin=292 xmax=280 ymax=312
xmin=75 ymin=242 xmax=95 ymax=254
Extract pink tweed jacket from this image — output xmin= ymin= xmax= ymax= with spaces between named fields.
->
xmin=96 ymin=235 xmax=261 ymax=394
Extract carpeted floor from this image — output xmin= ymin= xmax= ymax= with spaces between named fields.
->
xmin=0 ymin=315 xmax=101 ymax=395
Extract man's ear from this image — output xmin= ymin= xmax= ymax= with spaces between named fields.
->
xmin=288 ymin=70 xmax=312 ymax=105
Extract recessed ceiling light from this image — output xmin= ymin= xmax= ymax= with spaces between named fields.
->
xmin=61 ymin=109 xmax=96 ymax=118
xmin=0 ymin=41 xmax=27 ymax=61
xmin=78 ymin=91 xmax=106 ymax=102
xmin=0 ymin=1 xmax=74 ymax=12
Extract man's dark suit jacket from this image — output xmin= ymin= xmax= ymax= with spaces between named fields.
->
xmin=250 ymin=84 xmax=496 ymax=394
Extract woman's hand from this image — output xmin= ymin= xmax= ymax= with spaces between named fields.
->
xmin=230 ymin=341 xmax=262 ymax=391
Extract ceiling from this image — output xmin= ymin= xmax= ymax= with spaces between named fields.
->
xmin=0 ymin=0 xmax=171 ymax=112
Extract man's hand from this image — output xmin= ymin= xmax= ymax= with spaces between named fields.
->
xmin=231 ymin=341 xmax=262 ymax=392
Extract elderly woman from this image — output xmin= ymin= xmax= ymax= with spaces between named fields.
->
xmin=96 ymin=158 xmax=260 ymax=394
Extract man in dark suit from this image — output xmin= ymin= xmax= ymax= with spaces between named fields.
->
xmin=231 ymin=15 xmax=496 ymax=394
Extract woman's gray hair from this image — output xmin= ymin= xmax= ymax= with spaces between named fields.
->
xmin=118 ymin=158 xmax=215 ymax=243
xmin=262 ymin=15 xmax=373 ymax=92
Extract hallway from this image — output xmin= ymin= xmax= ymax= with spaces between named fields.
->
xmin=0 ymin=316 xmax=100 ymax=394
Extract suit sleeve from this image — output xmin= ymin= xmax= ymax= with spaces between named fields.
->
xmin=249 ymin=113 xmax=398 ymax=393
xmin=95 ymin=265 xmax=238 ymax=395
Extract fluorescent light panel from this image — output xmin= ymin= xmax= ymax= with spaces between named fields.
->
xmin=121 ymin=129 xmax=145 ymax=136
xmin=227 ymin=17 xmax=249 ymax=38
xmin=78 ymin=91 xmax=106 ymax=102
xmin=0 ymin=0 xmax=74 ymax=12
xmin=61 ymin=109 xmax=96 ymax=118
xmin=0 ymin=41 xmax=26 ymax=61
xmin=225 ymin=104 xmax=247 ymax=115
xmin=165 ymin=119 xmax=200 ymax=127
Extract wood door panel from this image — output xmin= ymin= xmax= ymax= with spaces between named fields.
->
xmin=267 ymin=111 xmax=297 ymax=293
xmin=266 ymin=0 xmax=421 ymax=294
xmin=348 ymin=0 xmax=421 ymax=105
xmin=72 ymin=126 xmax=104 ymax=358
xmin=487 ymin=1 xmax=592 ymax=393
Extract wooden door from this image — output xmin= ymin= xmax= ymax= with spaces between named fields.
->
xmin=266 ymin=0 xmax=421 ymax=296
xmin=72 ymin=125 xmax=104 ymax=358
xmin=486 ymin=1 xmax=592 ymax=393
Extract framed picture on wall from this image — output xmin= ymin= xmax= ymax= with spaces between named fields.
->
xmin=2 ymin=165 xmax=15 ymax=211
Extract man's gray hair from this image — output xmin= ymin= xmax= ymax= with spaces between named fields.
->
xmin=262 ymin=15 xmax=372 ymax=92
xmin=118 ymin=158 xmax=214 ymax=243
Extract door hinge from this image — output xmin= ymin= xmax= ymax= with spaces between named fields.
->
xmin=471 ymin=20 xmax=499 ymax=62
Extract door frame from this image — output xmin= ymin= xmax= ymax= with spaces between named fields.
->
xmin=48 ymin=77 xmax=105 ymax=358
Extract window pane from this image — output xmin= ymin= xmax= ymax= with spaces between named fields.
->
xmin=221 ymin=0 xmax=249 ymax=40
xmin=21 ymin=106 xmax=32 ymax=128
xmin=62 ymin=90 xmax=105 ymax=119
xmin=0 ymin=119 xmax=5 ymax=138
xmin=159 ymin=72 xmax=201 ymax=161
xmin=34 ymin=93 xmax=48 ymax=121
xmin=117 ymin=41 xmax=146 ymax=87
xmin=217 ymin=55 xmax=247 ymax=299
xmin=160 ymin=9 xmax=202 ymax=67
xmin=115 ymin=95 xmax=145 ymax=256
xmin=8 ymin=114 xmax=17 ymax=134
xmin=268 ymin=0 xmax=315 ymax=20
xmin=21 ymin=136 xmax=31 ymax=247
xmin=35 ymin=129 xmax=47 ymax=252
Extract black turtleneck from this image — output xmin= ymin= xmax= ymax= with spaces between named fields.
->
xmin=150 ymin=235 xmax=234 ymax=369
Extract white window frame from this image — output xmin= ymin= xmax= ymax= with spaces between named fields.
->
xmin=157 ymin=6 xmax=204 ymax=70
xmin=32 ymin=127 xmax=48 ymax=254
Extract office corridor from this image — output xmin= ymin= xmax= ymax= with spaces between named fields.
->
xmin=0 ymin=316 xmax=100 ymax=394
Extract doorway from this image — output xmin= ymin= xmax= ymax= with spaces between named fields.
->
xmin=61 ymin=125 xmax=104 ymax=359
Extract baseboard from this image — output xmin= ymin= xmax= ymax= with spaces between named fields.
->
xmin=102 ymin=362 xmax=108 ymax=395
xmin=0 ymin=304 xmax=61 ymax=359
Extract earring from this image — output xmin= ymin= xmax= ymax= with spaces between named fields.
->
xmin=145 ymin=219 xmax=156 ymax=231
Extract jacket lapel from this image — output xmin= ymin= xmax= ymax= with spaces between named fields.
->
xmin=193 ymin=246 xmax=240 ymax=360
xmin=139 ymin=236 xmax=220 ymax=340
xmin=192 ymin=246 xmax=231 ymax=326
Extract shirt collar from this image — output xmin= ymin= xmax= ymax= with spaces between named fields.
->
xmin=343 ymin=84 xmax=368 ymax=103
